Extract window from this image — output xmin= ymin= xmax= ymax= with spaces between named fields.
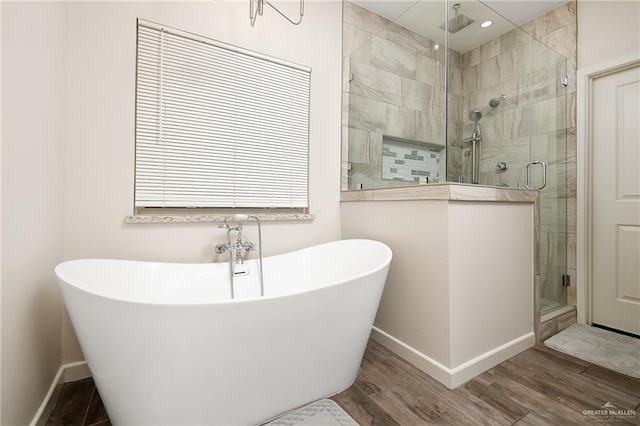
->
xmin=134 ymin=20 xmax=311 ymax=210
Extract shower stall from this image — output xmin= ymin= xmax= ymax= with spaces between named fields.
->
xmin=342 ymin=0 xmax=571 ymax=315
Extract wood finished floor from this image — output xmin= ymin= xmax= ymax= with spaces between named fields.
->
xmin=47 ymin=341 xmax=640 ymax=425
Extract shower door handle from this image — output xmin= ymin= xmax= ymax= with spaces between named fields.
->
xmin=525 ymin=161 xmax=547 ymax=190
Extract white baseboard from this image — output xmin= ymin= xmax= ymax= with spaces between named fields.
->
xmin=31 ymin=360 xmax=91 ymax=426
xmin=371 ymin=327 xmax=535 ymax=389
xmin=64 ymin=361 xmax=91 ymax=383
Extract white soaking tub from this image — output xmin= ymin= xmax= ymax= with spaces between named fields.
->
xmin=56 ymin=239 xmax=392 ymax=425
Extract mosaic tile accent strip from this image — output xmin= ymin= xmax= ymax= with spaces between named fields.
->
xmin=382 ymin=138 xmax=441 ymax=183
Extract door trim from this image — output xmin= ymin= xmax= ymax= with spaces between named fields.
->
xmin=576 ymin=53 xmax=640 ymax=325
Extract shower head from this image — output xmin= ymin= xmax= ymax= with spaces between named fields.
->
xmin=468 ymin=109 xmax=482 ymax=122
xmin=439 ymin=3 xmax=475 ymax=34
xmin=489 ymin=95 xmax=506 ymax=108
xmin=468 ymin=109 xmax=483 ymax=140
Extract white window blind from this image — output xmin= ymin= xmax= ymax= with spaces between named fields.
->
xmin=135 ymin=20 xmax=311 ymax=209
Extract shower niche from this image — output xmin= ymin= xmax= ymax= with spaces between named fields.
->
xmin=381 ymin=137 xmax=443 ymax=184
xmin=348 ymin=132 xmax=445 ymax=189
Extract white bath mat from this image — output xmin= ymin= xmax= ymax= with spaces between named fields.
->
xmin=544 ymin=323 xmax=640 ymax=379
xmin=266 ymin=399 xmax=358 ymax=426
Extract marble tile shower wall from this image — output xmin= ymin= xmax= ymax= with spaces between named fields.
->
xmin=460 ymin=37 xmax=567 ymax=188
xmin=342 ymin=1 xmax=458 ymax=190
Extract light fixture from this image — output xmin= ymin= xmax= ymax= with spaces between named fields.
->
xmin=250 ymin=0 xmax=304 ymax=27
xmin=481 ymin=20 xmax=493 ymax=28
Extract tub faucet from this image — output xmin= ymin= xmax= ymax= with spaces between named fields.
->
xmin=216 ymin=220 xmax=256 ymax=264
xmin=215 ymin=214 xmax=265 ymax=298
xmin=232 ymin=227 xmax=256 ymax=264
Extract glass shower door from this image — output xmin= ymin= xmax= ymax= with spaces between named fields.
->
xmin=529 ymin=38 xmax=569 ymax=314
xmin=451 ymin=14 xmax=570 ymax=314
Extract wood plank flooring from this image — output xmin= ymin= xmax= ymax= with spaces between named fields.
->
xmin=46 ymin=377 xmax=109 ymax=426
xmin=47 ymin=340 xmax=640 ymax=425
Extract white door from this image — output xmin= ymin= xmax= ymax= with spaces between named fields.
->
xmin=591 ymin=64 xmax=640 ymax=336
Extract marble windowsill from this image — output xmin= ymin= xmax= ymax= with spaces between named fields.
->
xmin=125 ymin=213 xmax=315 ymax=224
xmin=340 ymin=183 xmax=539 ymax=203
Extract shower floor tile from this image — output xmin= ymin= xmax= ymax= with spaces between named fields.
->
xmin=541 ymin=297 xmax=565 ymax=314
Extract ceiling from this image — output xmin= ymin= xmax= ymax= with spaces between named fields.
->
xmin=483 ymin=0 xmax=568 ymax=26
xmin=350 ymin=0 xmax=568 ymax=53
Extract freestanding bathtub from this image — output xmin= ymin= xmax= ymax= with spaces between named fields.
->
xmin=56 ymin=239 xmax=392 ymax=425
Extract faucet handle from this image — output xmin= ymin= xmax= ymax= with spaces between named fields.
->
xmin=243 ymin=241 xmax=256 ymax=251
